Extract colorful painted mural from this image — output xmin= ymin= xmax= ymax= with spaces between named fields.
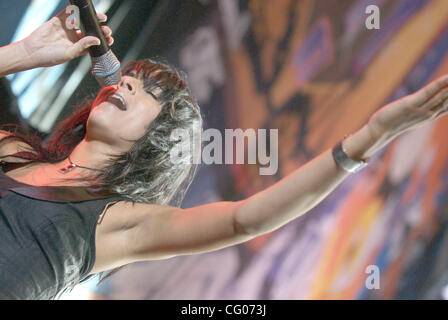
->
xmin=90 ymin=0 xmax=448 ymax=299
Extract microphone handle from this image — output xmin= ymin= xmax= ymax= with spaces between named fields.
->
xmin=69 ymin=0 xmax=109 ymax=57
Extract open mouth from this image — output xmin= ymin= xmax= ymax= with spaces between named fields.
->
xmin=106 ymin=91 xmax=127 ymax=111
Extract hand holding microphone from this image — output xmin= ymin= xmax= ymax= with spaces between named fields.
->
xmin=21 ymin=2 xmax=118 ymax=86
xmin=69 ymin=0 xmax=121 ymax=87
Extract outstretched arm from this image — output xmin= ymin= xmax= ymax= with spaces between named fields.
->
xmin=0 ymin=8 xmax=113 ymax=78
xmin=98 ymin=75 xmax=448 ymax=271
xmin=118 ymin=123 xmax=377 ymax=266
xmin=235 ymin=75 xmax=448 ymax=235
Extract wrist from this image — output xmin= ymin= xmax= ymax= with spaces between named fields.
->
xmin=0 ymin=40 xmax=36 ymax=77
xmin=367 ymin=117 xmax=389 ymax=143
xmin=332 ymin=137 xmax=369 ymax=173
xmin=342 ymin=123 xmax=379 ymax=162
xmin=20 ymin=36 xmax=43 ymax=69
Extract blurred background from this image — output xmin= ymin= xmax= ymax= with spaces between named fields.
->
xmin=1 ymin=0 xmax=448 ymax=300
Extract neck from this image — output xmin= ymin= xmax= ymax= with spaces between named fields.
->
xmin=68 ymin=138 xmax=112 ymax=171
xmin=53 ymin=138 xmax=117 ymax=180
xmin=51 ymin=139 xmax=110 ymax=178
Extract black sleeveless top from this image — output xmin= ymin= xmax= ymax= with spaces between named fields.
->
xmin=0 ymin=162 xmax=124 ymax=299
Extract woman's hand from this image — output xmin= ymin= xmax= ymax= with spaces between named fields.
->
xmin=21 ymin=7 xmax=114 ymax=68
xmin=368 ymin=75 xmax=448 ymax=142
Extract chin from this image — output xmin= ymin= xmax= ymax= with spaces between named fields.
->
xmin=86 ymin=115 xmax=117 ymax=142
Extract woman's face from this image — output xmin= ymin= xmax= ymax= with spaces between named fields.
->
xmin=87 ymin=73 xmax=163 ymax=152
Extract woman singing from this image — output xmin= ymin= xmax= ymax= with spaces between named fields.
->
xmin=0 ymin=9 xmax=447 ymax=299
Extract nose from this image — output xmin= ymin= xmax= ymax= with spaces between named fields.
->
xmin=117 ymin=77 xmax=137 ymax=95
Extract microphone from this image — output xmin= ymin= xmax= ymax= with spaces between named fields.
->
xmin=69 ymin=0 xmax=121 ymax=87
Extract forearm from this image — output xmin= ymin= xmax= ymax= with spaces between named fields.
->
xmin=0 ymin=40 xmax=35 ymax=78
xmin=235 ymin=122 xmax=392 ymax=236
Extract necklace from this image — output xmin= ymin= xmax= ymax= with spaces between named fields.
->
xmin=58 ymin=156 xmax=104 ymax=174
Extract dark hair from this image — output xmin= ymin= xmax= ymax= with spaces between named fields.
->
xmin=0 ymin=57 xmax=203 ymax=285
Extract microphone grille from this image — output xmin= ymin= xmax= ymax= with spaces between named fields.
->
xmin=91 ymin=50 xmax=122 ymax=87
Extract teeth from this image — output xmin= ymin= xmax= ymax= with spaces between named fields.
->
xmin=112 ymin=93 xmax=126 ymax=106
xmin=107 ymin=92 xmax=127 ymax=111
xmin=108 ymin=92 xmax=127 ymax=110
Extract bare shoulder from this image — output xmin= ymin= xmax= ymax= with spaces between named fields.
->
xmin=91 ymin=200 xmax=178 ymax=274
xmin=0 ymin=129 xmax=34 ymax=159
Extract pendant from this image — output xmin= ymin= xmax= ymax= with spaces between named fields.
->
xmin=58 ymin=163 xmax=77 ymax=174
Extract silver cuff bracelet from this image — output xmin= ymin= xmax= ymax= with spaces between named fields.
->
xmin=332 ymin=138 xmax=369 ymax=173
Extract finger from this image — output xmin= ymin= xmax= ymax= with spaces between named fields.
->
xmin=433 ymin=100 xmax=448 ymax=119
xmin=106 ymin=36 xmax=114 ymax=46
xmin=68 ymin=36 xmax=101 ymax=58
xmin=97 ymin=12 xmax=107 ymax=22
xmin=101 ymin=26 xmax=112 ymax=37
xmin=410 ymin=75 xmax=448 ymax=106
xmin=424 ymin=86 xmax=448 ymax=111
